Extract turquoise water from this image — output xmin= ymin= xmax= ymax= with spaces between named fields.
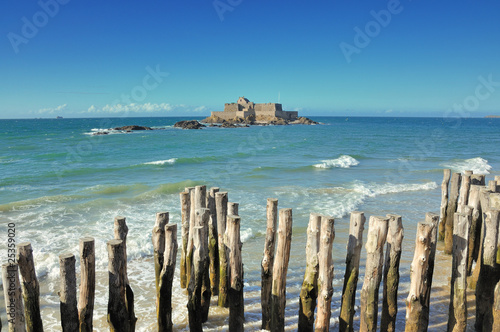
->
xmin=0 ymin=116 xmax=499 ymax=330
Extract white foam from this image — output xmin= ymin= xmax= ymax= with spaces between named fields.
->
xmin=352 ymin=181 xmax=438 ymax=197
xmin=240 ymin=228 xmax=253 ymax=243
xmin=442 ymin=157 xmax=492 ymax=175
xmin=313 ymin=155 xmax=359 ymax=169
xmin=143 ymin=158 xmax=177 ymax=165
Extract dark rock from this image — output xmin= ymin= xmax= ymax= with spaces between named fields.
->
xmin=114 ymin=125 xmax=153 ymax=131
xmin=174 ymin=120 xmax=205 ymax=130
xmin=294 ymin=117 xmax=318 ymax=125
xmin=93 ymin=131 xmax=109 ymax=136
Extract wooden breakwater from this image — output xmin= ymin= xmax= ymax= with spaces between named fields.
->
xmin=1 ymin=176 xmax=500 ymax=331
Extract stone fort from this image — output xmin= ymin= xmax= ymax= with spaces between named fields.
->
xmin=211 ymin=97 xmax=298 ymax=120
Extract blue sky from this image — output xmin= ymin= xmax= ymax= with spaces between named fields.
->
xmin=1 ymin=0 xmax=499 ymax=118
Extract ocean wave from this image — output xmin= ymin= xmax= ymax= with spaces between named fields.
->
xmin=313 ymin=155 xmax=359 ymax=169
xmin=143 ymin=158 xmax=177 ymax=166
xmin=240 ymin=228 xmax=254 ymax=243
xmin=441 ymin=157 xmax=492 ymax=175
xmin=352 ymin=181 xmax=438 ymax=197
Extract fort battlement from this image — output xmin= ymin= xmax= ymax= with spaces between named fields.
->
xmin=211 ymin=97 xmax=298 ymax=120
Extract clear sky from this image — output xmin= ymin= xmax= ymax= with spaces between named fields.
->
xmin=1 ymin=0 xmax=499 ymax=118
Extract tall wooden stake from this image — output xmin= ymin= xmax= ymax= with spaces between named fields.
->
xmin=298 ymin=213 xmax=321 ymax=331
xmin=228 ymin=202 xmax=239 ymax=216
xmin=207 ymin=187 xmax=220 ymax=296
xmin=315 ymin=215 xmax=335 ymax=332
xmin=17 ymin=242 xmax=43 ymax=332
xmin=405 ymin=221 xmax=435 ymax=332
xmin=445 ymin=173 xmax=462 ymax=254
xmin=360 ymin=216 xmax=389 ymax=332
xmin=78 ymin=237 xmax=95 ymax=332
xmin=271 ymin=208 xmax=293 ymax=332
xmin=424 ymin=212 xmax=440 ymax=313
xmin=152 ymin=212 xmax=169 ymax=297
xmin=216 ymin=191 xmax=229 ymax=307
xmin=439 ymin=169 xmax=451 ymax=241
xmin=381 ymin=214 xmax=404 ymax=332
xmin=59 ymin=253 xmax=78 ymax=332
xmin=475 ymin=209 xmax=500 ymax=331
xmin=158 ymin=224 xmax=178 ymax=332
xmin=339 ymin=211 xmax=366 ymax=332
xmin=458 ymin=172 xmax=471 ymax=207
xmin=467 ymin=185 xmax=482 ymax=276
xmin=198 ymin=208 xmax=212 ymax=323
xmin=227 ymin=214 xmax=244 ymax=332
xmin=186 ymin=187 xmax=195 ymax=288
xmin=261 ymin=198 xmax=278 ymax=330
xmin=447 ymin=212 xmax=471 ymax=332
xmin=180 ymin=191 xmax=190 ymax=289
xmin=2 ymin=263 xmax=26 ymax=332
xmin=107 ymin=239 xmax=130 ymax=332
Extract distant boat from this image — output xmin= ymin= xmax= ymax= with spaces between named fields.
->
xmin=56 ymin=116 xmax=63 ymax=119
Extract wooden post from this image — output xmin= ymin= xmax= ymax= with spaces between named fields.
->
xmin=360 ymin=216 xmax=389 ymax=332
xmin=186 ymin=187 xmax=196 ymax=288
xmin=381 ymin=214 xmax=404 ymax=332
xmin=261 ymin=198 xmax=278 ymax=330
xmin=405 ymin=221 xmax=435 ymax=332
xmin=158 ymin=224 xmax=178 ymax=332
xmin=195 ymin=185 xmax=207 ymax=209
xmin=315 ymin=215 xmax=335 ymax=332
xmin=180 ymin=191 xmax=190 ymax=289
xmin=445 ymin=172 xmax=462 ymax=254
xmin=298 ymin=213 xmax=321 ymax=331
xmin=198 ymin=208 xmax=212 ymax=323
xmin=471 ymin=174 xmax=485 ymax=186
xmin=489 ymin=180 xmax=498 ymax=192
xmin=271 ymin=208 xmax=293 ymax=332
xmin=439 ymin=169 xmax=451 ymax=241
xmin=228 ymin=202 xmax=239 ymax=216
xmin=107 ymin=239 xmax=130 ymax=332
xmin=475 ymin=209 xmax=500 ymax=331
xmin=2 ymin=263 xmax=26 ymax=332
xmin=207 ymin=187 xmax=220 ymax=296
xmin=59 ymin=253 xmax=78 ymax=332
xmin=339 ymin=211 xmax=366 ymax=332
xmin=493 ymin=280 xmax=500 ymax=331
xmin=424 ymin=212 xmax=440 ymax=311
xmin=458 ymin=172 xmax=471 ymax=207
xmin=17 ymin=242 xmax=43 ymax=332
xmin=467 ymin=185 xmax=483 ymax=276
xmin=216 ymin=191 xmax=229 ymax=307
xmin=78 ymin=237 xmax=95 ymax=332
xmin=187 ymin=211 xmax=208 ymax=332
xmin=227 ymin=214 xmax=244 ymax=332
xmin=153 ymin=212 xmax=169 ymax=295
xmin=114 ymin=216 xmax=136 ymax=331
xmin=447 ymin=212 xmax=470 ymax=332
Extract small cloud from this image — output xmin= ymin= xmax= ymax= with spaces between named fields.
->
xmin=385 ymin=109 xmax=393 ymax=113
xmin=85 ymin=103 xmax=174 ymax=114
xmin=37 ymin=104 xmax=67 ymax=114
xmin=193 ymin=106 xmax=208 ymax=113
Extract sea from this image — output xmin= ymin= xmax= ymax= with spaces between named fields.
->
xmin=0 ymin=116 xmax=499 ymax=331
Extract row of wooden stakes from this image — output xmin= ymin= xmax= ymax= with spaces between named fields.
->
xmin=2 ymin=176 xmax=500 ymax=331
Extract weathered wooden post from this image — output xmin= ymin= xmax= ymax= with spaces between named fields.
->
xmin=467 ymin=185 xmax=482 ymax=276
xmin=489 ymin=180 xmax=498 ymax=193
xmin=17 ymin=242 xmax=43 ymax=332
xmin=475 ymin=209 xmax=500 ymax=331
xmin=445 ymin=172 xmax=462 ymax=254
xmin=227 ymin=214 xmax=244 ymax=332
xmin=298 ymin=213 xmax=321 ymax=331
xmin=186 ymin=187 xmax=196 ymax=288
xmin=271 ymin=208 xmax=293 ymax=332
xmin=195 ymin=185 xmax=207 ymax=209
xmin=180 ymin=191 xmax=190 ymax=289
xmin=187 ymin=210 xmax=208 ymax=332
xmin=78 ymin=237 xmax=95 ymax=332
xmin=458 ymin=172 xmax=471 ymax=207
xmin=424 ymin=212 xmax=440 ymax=313
xmin=228 ymin=202 xmax=239 ymax=216
xmin=439 ymin=169 xmax=451 ymax=241
xmin=360 ymin=216 xmax=389 ymax=332
xmin=158 ymin=224 xmax=178 ymax=332
xmin=494 ymin=280 xmax=500 ymax=331
xmin=447 ymin=212 xmax=471 ymax=332
xmin=207 ymin=187 xmax=220 ymax=296
xmin=114 ymin=216 xmax=137 ymax=331
xmin=2 ymin=263 xmax=26 ymax=332
xmin=198 ymin=208 xmax=211 ymax=323
xmin=107 ymin=239 xmax=130 ymax=332
xmin=261 ymin=198 xmax=278 ymax=330
xmin=405 ymin=221 xmax=435 ymax=332
xmin=216 ymin=191 xmax=229 ymax=307
xmin=59 ymin=253 xmax=78 ymax=332
xmin=381 ymin=214 xmax=404 ymax=332
xmin=153 ymin=213 xmax=169 ymax=296
xmin=315 ymin=215 xmax=335 ymax=332
xmin=339 ymin=211 xmax=366 ymax=332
